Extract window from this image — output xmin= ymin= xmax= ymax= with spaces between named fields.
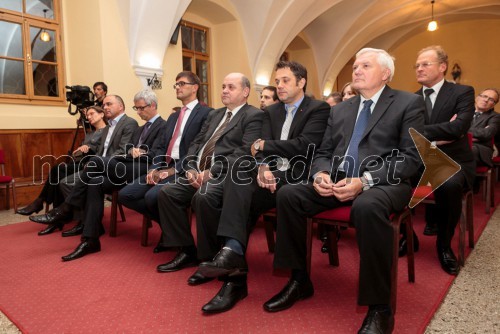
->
xmin=181 ymin=21 xmax=210 ymax=106
xmin=0 ymin=0 xmax=65 ymax=105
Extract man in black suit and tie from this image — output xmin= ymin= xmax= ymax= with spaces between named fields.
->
xmin=405 ymin=45 xmax=475 ymax=276
xmin=194 ymin=61 xmax=330 ymax=314
xmin=263 ymin=48 xmax=424 ymax=334
xmin=469 ymin=88 xmax=499 ymax=168
xmin=118 ymin=72 xmax=212 ymax=245
xmin=155 ymin=73 xmax=263 ymax=277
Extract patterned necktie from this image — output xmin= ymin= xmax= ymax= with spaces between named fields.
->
xmin=280 ymin=105 xmax=296 ymax=140
xmin=166 ymin=106 xmax=187 ymax=164
xmin=199 ymin=111 xmax=233 ymax=171
xmin=424 ymin=88 xmax=434 ymax=119
xmin=345 ymin=99 xmax=373 ymax=177
xmin=138 ymin=122 xmax=152 ymax=145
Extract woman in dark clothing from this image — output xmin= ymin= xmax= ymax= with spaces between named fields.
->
xmin=16 ymin=106 xmax=107 ymax=234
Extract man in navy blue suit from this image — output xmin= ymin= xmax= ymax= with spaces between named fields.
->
xmin=118 ymin=72 xmax=212 ymax=252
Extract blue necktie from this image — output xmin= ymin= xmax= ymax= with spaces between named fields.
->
xmin=345 ymin=99 xmax=373 ymax=177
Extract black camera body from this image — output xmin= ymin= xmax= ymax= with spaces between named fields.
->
xmin=65 ymin=85 xmax=95 ymax=109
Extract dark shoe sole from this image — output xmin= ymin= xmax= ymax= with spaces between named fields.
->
xmin=197 ymin=264 xmax=248 ymax=278
xmin=157 ymin=262 xmax=197 ymax=273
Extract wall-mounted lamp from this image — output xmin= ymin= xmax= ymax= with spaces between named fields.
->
xmin=40 ymin=9 xmax=51 ymax=42
xmin=427 ymin=0 xmax=438 ymax=32
xmin=147 ymin=73 xmax=162 ymax=90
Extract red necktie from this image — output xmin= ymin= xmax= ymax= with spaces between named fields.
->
xmin=166 ymin=106 xmax=187 ymax=164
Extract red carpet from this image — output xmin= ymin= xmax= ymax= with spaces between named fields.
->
xmin=0 ymin=188 xmax=497 ymax=333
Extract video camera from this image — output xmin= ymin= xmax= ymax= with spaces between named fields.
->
xmin=65 ymin=85 xmax=95 ymax=115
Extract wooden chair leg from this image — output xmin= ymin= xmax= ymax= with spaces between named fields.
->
xmin=466 ymin=191 xmax=474 ymax=249
xmin=119 ymin=203 xmax=126 ymax=222
xmin=109 ymin=191 xmax=118 ymax=237
xmin=11 ymin=180 xmax=17 ymax=212
xmin=327 ymin=226 xmax=340 ymax=267
xmin=263 ymin=215 xmax=276 ymax=253
xmin=5 ymin=184 xmax=10 ymax=210
xmin=141 ymin=215 xmax=152 ymax=247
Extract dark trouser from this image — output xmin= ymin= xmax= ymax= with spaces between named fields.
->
xmin=118 ymin=174 xmax=174 ymax=222
xmin=274 ymin=182 xmax=406 ymax=306
xmin=158 ymin=175 xmax=226 ymax=260
xmin=41 ymin=163 xmax=79 ymax=206
xmin=425 ymin=171 xmax=468 ymax=248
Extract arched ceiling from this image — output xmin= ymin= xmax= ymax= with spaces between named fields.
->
xmin=127 ymin=0 xmax=500 ymax=92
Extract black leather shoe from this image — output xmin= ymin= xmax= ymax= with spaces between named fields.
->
xmin=198 ymin=247 xmax=248 ymax=278
xmin=17 ymin=198 xmax=44 ymax=216
xmin=61 ymin=238 xmax=101 ymax=262
xmin=29 ymin=207 xmax=72 ymax=225
xmin=437 ymin=246 xmax=459 ymax=275
xmin=423 ymin=222 xmax=438 ymax=236
xmin=188 ymin=269 xmax=215 ymax=286
xmin=38 ymin=223 xmax=63 ymax=236
xmin=157 ymin=251 xmax=198 ymax=273
xmin=201 ymin=281 xmax=248 ymax=314
xmin=62 ymin=222 xmax=84 ymax=237
xmin=398 ymin=231 xmax=419 ymax=257
xmin=358 ymin=309 xmax=394 ymax=334
xmin=263 ymin=279 xmax=314 ymax=312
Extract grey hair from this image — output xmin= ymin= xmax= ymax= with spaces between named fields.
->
xmin=134 ymin=89 xmax=158 ymax=108
xmin=356 ymin=48 xmax=395 ymax=82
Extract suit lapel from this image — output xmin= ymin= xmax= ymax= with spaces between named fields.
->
xmin=183 ymin=103 xmax=199 ymax=135
xmin=363 ymin=86 xmax=394 ymax=138
xmin=431 ymin=81 xmax=453 ymax=123
xmin=142 ymin=116 xmax=162 ymax=143
xmin=205 ymin=108 xmax=226 ymax=140
xmin=221 ymin=104 xmax=247 ymax=136
xmin=108 ymin=114 xmax=127 ymax=146
xmin=288 ymin=96 xmax=310 ymax=136
xmin=275 ymin=103 xmax=287 ymax=139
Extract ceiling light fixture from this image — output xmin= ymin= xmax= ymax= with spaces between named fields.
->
xmin=40 ymin=9 xmax=51 ymax=42
xmin=427 ymin=0 xmax=438 ymax=32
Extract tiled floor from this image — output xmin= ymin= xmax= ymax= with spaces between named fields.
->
xmin=1 ymin=207 xmax=498 ymax=333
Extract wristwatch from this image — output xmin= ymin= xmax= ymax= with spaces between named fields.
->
xmin=253 ymin=139 xmax=262 ymax=152
xmin=360 ymin=175 xmax=370 ymax=191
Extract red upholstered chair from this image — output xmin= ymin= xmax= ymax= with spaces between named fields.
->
xmin=413 ymin=185 xmax=474 ymax=266
xmin=475 ymin=165 xmax=494 ymax=214
xmin=0 ymin=149 xmax=18 ymax=211
xmin=306 ymin=206 xmax=414 ymax=312
xmin=263 ymin=206 xmax=414 ymax=312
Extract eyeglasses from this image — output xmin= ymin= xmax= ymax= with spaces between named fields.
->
xmin=173 ymin=81 xmax=196 ymax=89
xmin=132 ymin=104 xmax=150 ymax=111
xmin=413 ymin=62 xmax=440 ymax=69
xmin=478 ymin=94 xmax=497 ymax=104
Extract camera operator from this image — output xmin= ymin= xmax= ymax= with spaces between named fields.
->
xmin=93 ymin=82 xmax=108 ymax=107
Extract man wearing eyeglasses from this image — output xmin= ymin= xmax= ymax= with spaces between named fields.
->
xmin=400 ymin=45 xmax=475 ymax=276
xmin=119 ymin=72 xmax=212 ymax=252
xmin=469 ymin=89 xmax=500 ymax=170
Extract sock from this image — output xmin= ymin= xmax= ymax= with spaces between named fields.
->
xmin=224 ymin=238 xmax=245 ymax=255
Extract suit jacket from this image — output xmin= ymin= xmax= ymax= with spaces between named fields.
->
xmin=97 ymin=114 xmax=138 ymax=156
xmin=469 ymin=109 xmax=500 ymax=167
xmin=312 ymin=86 xmax=425 ymax=209
xmin=154 ymin=103 xmax=212 ymax=172
xmin=184 ymin=103 xmax=263 ymax=176
xmin=416 ymin=80 xmax=475 ymax=185
xmin=258 ymin=96 xmax=330 ymax=182
xmin=125 ymin=116 xmax=168 ymax=163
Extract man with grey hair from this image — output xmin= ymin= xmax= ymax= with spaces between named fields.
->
xmin=32 ymin=90 xmax=168 ymax=261
xmin=263 ymin=48 xmax=425 ymax=334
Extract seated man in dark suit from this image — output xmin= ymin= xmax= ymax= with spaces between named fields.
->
xmin=263 ymin=48 xmax=424 ymax=334
xmin=194 ymin=61 xmax=330 ymax=314
xmin=469 ymin=88 xmax=500 ymax=168
xmin=118 ymin=72 xmax=212 ymax=252
xmin=154 ymin=73 xmax=263 ymax=278
xmin=30 ymin=92 xmax=167 ymax=260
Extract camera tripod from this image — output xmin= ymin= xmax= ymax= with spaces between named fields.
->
xmin=68 ymin=107 xmax=93 ymax=156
